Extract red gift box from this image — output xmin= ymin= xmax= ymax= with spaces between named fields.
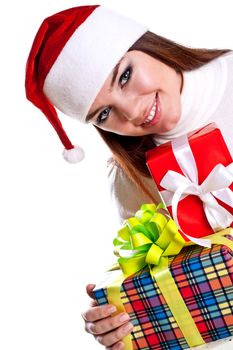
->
xmin=146 ymin=123 xmax=233 ymax=239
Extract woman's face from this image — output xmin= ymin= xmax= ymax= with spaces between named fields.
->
xmin=86 ymin=50 xmax=182 ymax=136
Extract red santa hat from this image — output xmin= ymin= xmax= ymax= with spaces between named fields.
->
xmin=25 ymin=5 xmax=147 ymax=163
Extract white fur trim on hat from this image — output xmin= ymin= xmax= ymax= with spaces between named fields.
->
xmin=43 ymin=6 xmax=147 ymax=123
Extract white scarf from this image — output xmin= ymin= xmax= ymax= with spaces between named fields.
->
xmin=154 ymin=54 xmax=228 ymax=144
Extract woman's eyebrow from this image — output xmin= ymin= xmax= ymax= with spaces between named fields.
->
xmin=86 ymin=57 xmax=124 ymax=122
xmin=110 ymin=57 xmax=124 ymax=87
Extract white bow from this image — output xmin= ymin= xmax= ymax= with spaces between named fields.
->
xmin=160 ymin=135 xmax=233 ymax=247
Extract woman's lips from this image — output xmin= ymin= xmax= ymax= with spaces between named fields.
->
xmin=142 ymin=93 xmax=161 ymax=127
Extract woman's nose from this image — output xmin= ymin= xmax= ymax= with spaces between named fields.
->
xmin=115 ymin=95 xmax=143 ymax=125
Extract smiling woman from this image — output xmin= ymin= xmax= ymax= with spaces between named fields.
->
xmin=87 ymin=50 xmax=182 ymax=135
xmin=25 ymin=4 xmax=233 ymax=350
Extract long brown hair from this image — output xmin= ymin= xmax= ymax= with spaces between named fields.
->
xmin=95 ymin=31 xmax=230 ymax=199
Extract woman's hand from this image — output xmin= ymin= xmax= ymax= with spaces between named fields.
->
xmin=82 ymin=284 xmax=134 ymax=350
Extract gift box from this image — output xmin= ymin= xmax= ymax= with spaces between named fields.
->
xmin=146 ymin=123 xmax=233 ymax=239
xmin=94 ymin=241 xmax=233 ymax=350
xmin=93 ymin=204 xmax=233 ymax=350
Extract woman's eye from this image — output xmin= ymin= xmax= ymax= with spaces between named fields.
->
xmin=96 ymin=107 xmax=111 ymax=125
xmin=119 ymin=66 xmax=132 ymax=87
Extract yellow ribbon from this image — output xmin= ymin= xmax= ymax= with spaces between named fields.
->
xmin=152 ymin=258 xmax=205 ymax=347
xmin=107 ymin=204 xmax=233 ymax=349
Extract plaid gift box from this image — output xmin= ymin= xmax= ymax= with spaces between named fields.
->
xmin=94 ymin=238 xmax=233 ymax=350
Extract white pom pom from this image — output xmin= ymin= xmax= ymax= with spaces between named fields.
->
xmin=62 ymin=145 xmax=85 ymax=163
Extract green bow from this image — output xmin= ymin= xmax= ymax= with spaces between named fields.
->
xmin=113 ymin=203 xmax=186 ymax=276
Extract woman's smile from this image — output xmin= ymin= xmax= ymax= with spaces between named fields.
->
xmin=142 ymin=93 xmax=160 ymax=127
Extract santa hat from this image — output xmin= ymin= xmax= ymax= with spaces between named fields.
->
xmin=25 ymin=5 xmax=147 ymax=163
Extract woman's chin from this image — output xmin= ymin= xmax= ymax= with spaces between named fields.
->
xmin=155 ymin=116 xmax=181 ymax=134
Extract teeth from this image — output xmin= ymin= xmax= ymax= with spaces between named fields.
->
xmin=143 ymin=100 xmax=157 ymax=124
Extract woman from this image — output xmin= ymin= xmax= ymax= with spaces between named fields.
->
xmin=25 ymin=4 xmax=233 ymax=350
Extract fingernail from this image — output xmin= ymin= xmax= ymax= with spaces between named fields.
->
xmin=119 ymin=313 xmax=130 ymax=322
xmin=115 ymin=342 xmax=124 ymax=350
xmin=123 ymin=322 xmax=134 ymax=333
xmin=106 ymin=305 xmax=117 ymax=314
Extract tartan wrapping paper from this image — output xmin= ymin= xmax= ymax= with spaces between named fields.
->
xmin=94 ymin=240 xmax=233 ymax=350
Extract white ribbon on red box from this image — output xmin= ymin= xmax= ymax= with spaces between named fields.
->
xmin=160 ymin=134 xmax=233 ymax=247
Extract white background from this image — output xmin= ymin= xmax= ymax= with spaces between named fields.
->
xmin=0 ymin=0 xmax=232 ymax=349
